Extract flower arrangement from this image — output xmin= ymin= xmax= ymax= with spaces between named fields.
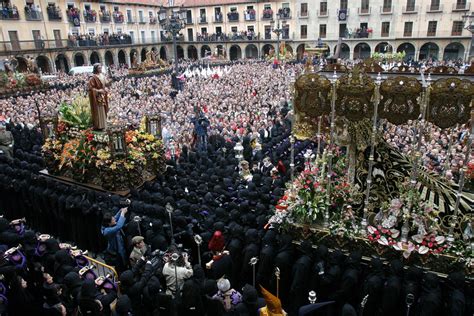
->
xmin=269 ymin=148 xmax=358 ymax=227
xmin=366 ymin=179 xmax=447 ymax=259
xmin=372 ymin=51 xmax=406 ymax=63
xmin=42 ymin=101 xmax=164 ymax=191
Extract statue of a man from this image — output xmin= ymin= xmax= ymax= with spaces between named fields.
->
xmin=88 ymin=64 xmax=109 ymax=131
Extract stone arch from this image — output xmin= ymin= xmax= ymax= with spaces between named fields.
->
xmin=285 ymin=44 xmax=293 ymax=55
xmin=443 ymin=42 xmax=465 ymax=61
xmin=55 ymin=54 xmax=69 ymax=73
xmin=262 ymin=44 xmax=275 ymax=58
xmin=74 ymin=52 xmax=85 ymax=66
xmin=160 ymin=46 xmax=167 ymax=60
xmin=104 ymin=51 xmax=114 ymax=66
xmin=296 ymin=44 xmax=306 ymax=60
xmin=397 ymin=42 xmax=416 ymax=61
xmin=118 ymin=50 xmax=126 ymax=65
xmin=334 ymin=43 xmax=350 ymax=59
xmin=15 ymin=56 xmax=28 ymax=72
xmin=353 ymin=42 xmax=371 ymax=59
xmin=176 ymin=45 xmax=185 ymax=59
xmin=187 ymin=45 xmax=198 ymax=59
xmin=245 ymin=44 xmax=258 ymax=59
xmin=141 ymin=48 xmax=148 ymax=62
xmin=201 ymin=45 xmax=211 ymax=58
xmin=374 ymin=42 xmax=393 ymax=53
xmin=229 ymin=45 xmax=242 ymax=60
xmin=90 ymin=51 xmax=101 ymax=64
xmin=36 ymin=55 xmax=51 ymax=73
xmin=419 ymin=42 xmax=439 ymax=61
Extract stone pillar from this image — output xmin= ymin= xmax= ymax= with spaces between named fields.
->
xmin=125 ymin=52 xmax=131 ymax=67
xmin=113 ymin=50 xmax=119 ymax=66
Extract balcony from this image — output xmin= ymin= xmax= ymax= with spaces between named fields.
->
xmin=298 ymin=10 xmax=308 ymax=18
xmin=149 ymin=16 xmax=157 ymax=24
xmin=452 ymin=29 xmax=463 ymax=36
xmin=402 ymin=5 xmax=418 ymax=13
xmin=138 ymin=16 xmax=146 ymax=24
xmin=84 ymin=10 xmax=97 ymax=23
xmin=403 ymin=31 xmax=412 ymax=37
xmin=214 ymin=14 xmax=223 ymax=23
xmin=66 ymin=9 xmax=81 ymax=24
xmin=358 ymin=7 xmax=371 ymax=15
xmin=426 ymin=4 xmax=443 ymax=12
xmin=199 ymin=16 xmax=207 ymax=23
xmin=278 ymin=8 xmax=291 ymax=19
xmin=100 ymin=11 xmax=111 ymax=23
xmin=427 ymin=30 xmax=436 ymax=36
xmin=25 ymin=9 xmax=43 ymax=21
xmin=380 ymin=6 xmax=393 ymax=14
xmin=0 ymin=7 xmax=20 ymax=20
xmin=381 ymin=31 xmax=389 ymax=37
xmin=47 ymin=8 xmax=61 ymax=21
xmin=113 ymin=12 xmax=124 ymax=23
xmin=452 ymin=2 xmax=470 ymax=11
xmin=227 ymin=12 xmax=239 ymax=22
xmin=317 ymin=9 xmax=328 ymax=17
xmin=244 ymin=10 xmax=256 ymax=21
xmin=264 ymin=32 xmax=271 ymax=40
xmin=262 ymin=10 xmax=273 ymax=20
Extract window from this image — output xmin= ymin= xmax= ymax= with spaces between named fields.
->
xmin=264 ymin=4 xmax=271 ymax=10
xmin=340 ymin=0 xmax=348 ymax=10
xmin=339 ymin=23 xmax=347 ymax=37
xmin=301 ymin=25 xmax=307 ymax=38
xmin=138 ymin=10 xmax=144 ymax=22
xmin=320 ymin=1 xmax=327 ymax=15
xmin=282 ymin=24 xmax=289 ymax=39
xmin=127 ymin=9 xmax=132 ymax=22
xmin=216 ymin=27 xmax=222 ymax=34
xmin=300 ymin=3 xmax=308 ymax=16
xmin=114 ymin=6 xmax=119 ymax=12
xmin=265 ymin=25 xmax=272 ymax=39
xmin=201 ymin=27 xmax=207 ymax=34
xmin=282 ymin=3 xmax=289 ymax=8
xmin=87 ymin=28 xmax=95 ymax=35
xmin=427 ymin=21 xmax=437 ymax=36
xmin=406 ymin=0 xmax=415 ymax=11
xmin=452 ymin=21 xmax=464 ymax=35
xmin=230 ymin=7 xmax=237 ymax=12
xmin=404 ymin=21 xmax=413 ymax=36
xmin=361 ymin=0 xmax=369 ymax=13
xmin=140 ymin=30 xmax=145 ymax=43
xmin=456 ymin=0 xmax=467 ymax=9
xmin=9 ymin=31 xmax=20 ymax=50
xmin=129 ymin=31 xmax=134 ymax=43
xmin=381 ymin=22 xmax=390 ymax=36
xmin=84 ymin=4 xmax=91 ymax=10
xmin=383 ymin=0 xmax=392 ymax=12
xmin=430 ymin=0 xmax=440 ymax=10
xmin=319 ymin=24 xmax=327 ymax=38
xmin=187 ymin=29 xmax=193 ymax=41
xmin=231 ymin=26 xmax=238 ymax=32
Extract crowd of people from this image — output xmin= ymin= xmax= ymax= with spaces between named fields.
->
xmin=67 ymin=33 xmax=133 ymax=48
xmin=0 ymin=59 xmax=472 ymax=315
xmin=196 ymin=30 xmax=259 ymax=42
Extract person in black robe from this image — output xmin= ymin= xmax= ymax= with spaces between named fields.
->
xmin=359 ymin=257 xmax=385 ymax=316
xmin=416 ymin=272 xmax=443 ymax=316
xmin=235 ymin=284 xmax=266 ymax=316
xmin=381 ymin=259 xmax=404 ymax=316
xmin=289 ymin=240 xmax=314 ymax=314
xmin=401 ymin=266 xmax=423 ymax=316
xmin=256 ymin=229 xmax=277 ymax=290
xmin=333 ymin=251 xmax=362 ymax=309
xmin=270 ymin=234 xmax=294 ymax=306
xmin=444 ymin=271 xmax=466 ymax=316
xmin=240 ymin=228 xmax=260 ymax=287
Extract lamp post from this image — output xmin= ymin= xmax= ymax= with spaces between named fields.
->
xmin=159 ymin=4 xmax=186 ymax=75
xmin=463 ymin=13 xmax=474 ymax=62
xmin=270 ymin=13 xmax=286 ymax=61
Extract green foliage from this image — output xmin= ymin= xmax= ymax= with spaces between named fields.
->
xmin=59 ymin=96 xmax=92 ymax=130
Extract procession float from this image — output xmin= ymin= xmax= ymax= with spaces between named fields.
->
xmin=40 ymin=66 xmax=165 ymax=194
xmin=268 ymin=60 xmax=474 ymax=275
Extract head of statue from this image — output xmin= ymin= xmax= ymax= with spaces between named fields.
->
xmin=93 ymin=63 xmax=102 ymax=74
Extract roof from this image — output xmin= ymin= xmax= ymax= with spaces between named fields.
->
xmin=104 ymin=0 xmax=258 ymax=8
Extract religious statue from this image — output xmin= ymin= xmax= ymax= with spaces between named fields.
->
xmin=131 ymin=52 xmax=138 ymax=68
xmin=88 ymin=64 xmax=109 ymax=131
xmin=26 ymin=56 xmax=38 ymax=74
xmin=145 ymin=50 xmax=153 ymax=67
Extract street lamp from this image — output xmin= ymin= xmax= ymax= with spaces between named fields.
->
xmin=270 ymin=13 xmax=286 ymax=61
xmin=463 ymin=13 xmax=474 ymax=62
xmin=159 ymin=4 xmax=186 ymax=75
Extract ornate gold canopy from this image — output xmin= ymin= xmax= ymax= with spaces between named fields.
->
xmin=380 ymin=76 xmax=422 ymax=125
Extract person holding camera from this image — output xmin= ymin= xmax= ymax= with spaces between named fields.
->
xmin=162 ymin=249 xmax=193 ymax=298
xmin=129 ymin=235 xmax=147 ymax=268
xmin=101 ymin=207 xmax=128 ymax=273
